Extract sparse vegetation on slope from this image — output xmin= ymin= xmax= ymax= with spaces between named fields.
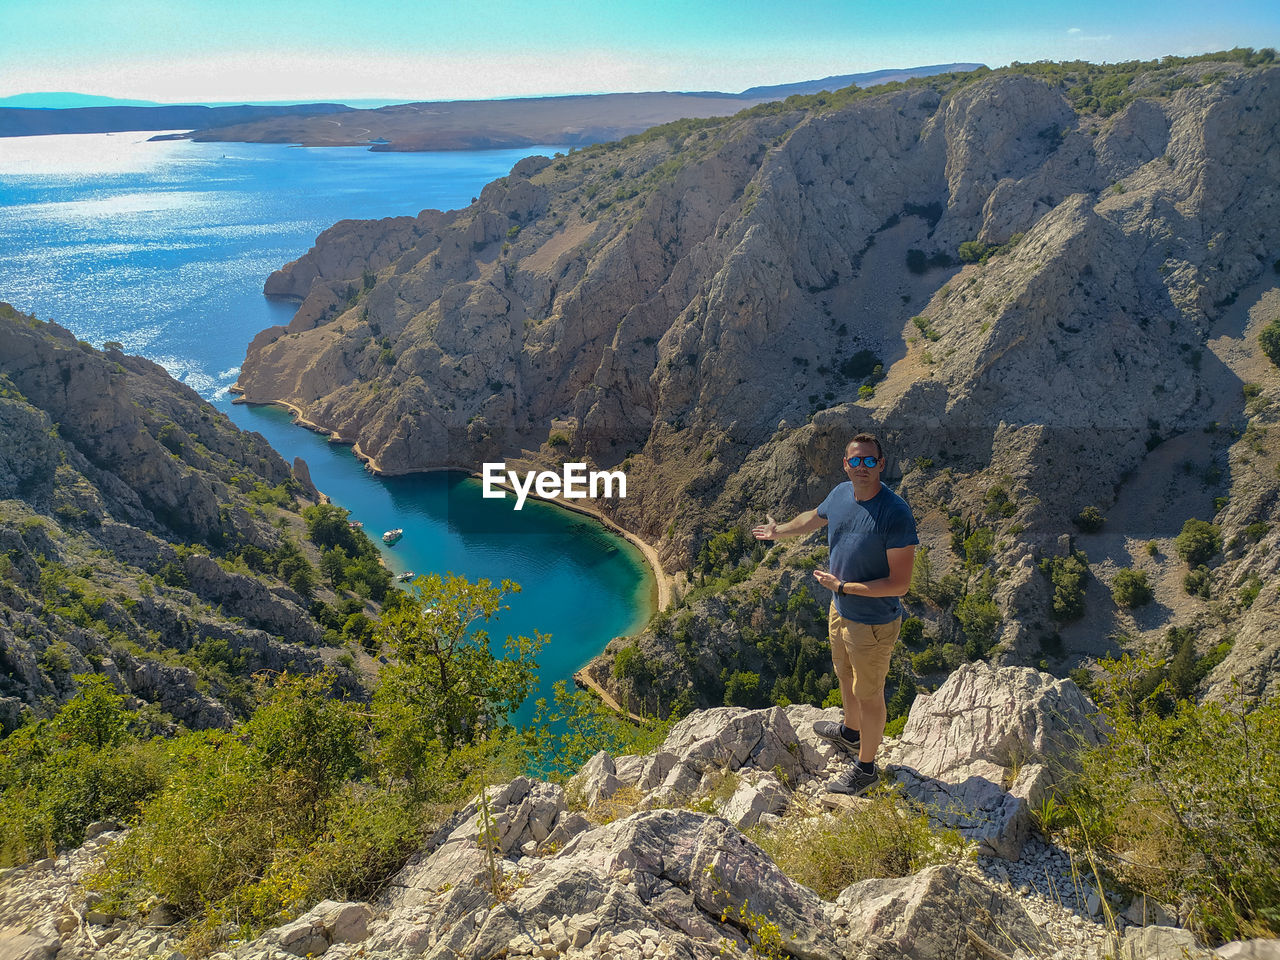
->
xmin=1054 ymin=656 xmax=1280 ymax=941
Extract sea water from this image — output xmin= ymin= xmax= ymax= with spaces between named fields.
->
xmin=0 ymin=131 xmax=654 ymax=722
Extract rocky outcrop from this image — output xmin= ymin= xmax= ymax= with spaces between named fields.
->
xmin=0 ymin=304 xmax=356 ymax=728
xmin=883 ymin=661 xmax=1106 ymax=858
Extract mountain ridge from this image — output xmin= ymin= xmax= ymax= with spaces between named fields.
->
xmin=0 ymin=303 xmax=380 ymax=732
xmin=232 ymin=52 xmax=1280 ymax=711
xmin=0 ymin=64 xmax=980 ymax=148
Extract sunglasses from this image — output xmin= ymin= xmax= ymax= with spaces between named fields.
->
xmin=846 ymin=456 xmax=879 ymax=468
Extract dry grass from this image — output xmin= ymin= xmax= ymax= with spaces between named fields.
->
xmin=748 ymin=792 xmax=968 ymax=899
xmin=577 ymin=785 xmax=646 ymax=825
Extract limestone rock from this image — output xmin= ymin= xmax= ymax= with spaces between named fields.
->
xmin=569 ymin=750 xmax=620 ymax=807
xmin=884 ymin=661 xmax=1103 ymax=858
xmin=620 ymin=706 xmax=812 ymax=808
xmin=1119 ymin=924 xmax=1213 ymax=960
xmin=716 ymin=771 xmax=789 ymax=830
xmin=1216 ymin=941 xmax=1280 ymax=960
xmin=837 ymin=864 xmax=1050 ymax=960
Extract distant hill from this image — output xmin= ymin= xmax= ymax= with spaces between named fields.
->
xmin=0 ymin=102 xmax=351 ymax=138
xmin=737 ymin=62 xmax=985 ymax=98
xmin=0 ymin=64 xmax=983 ymax=149
xmin=0 ymin=92 xmax=161 ymax=109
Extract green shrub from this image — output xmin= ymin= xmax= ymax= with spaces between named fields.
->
xmin=1111 ymin=569 xmax=1153 ymax=608
xmin=724 ymin=671 xmax=768 ymax=708
xmin=883 ymin=714 xmax=909 ymax=738
xmin=1039 ymin=553 xmax=1089 ymax=622
xmin=89 ymin=672 xmax=370 ymax=936
xmin=963 ymin=527 xmax=994 ymax=568
xmin=911 ymin=642 xmax=963 ymax=674
xmin=1260 ymin=319 xmax=1280 ymax=368
xmin=749 ymin=794 xmax=966 ymax=898
xmin=1184 ymin=565 xmax=1212 ymax=599
xmin=1175 ymin=518 xmax=1221 ymax=566
xmin=899 ymin=616 xmax=925 ymax=648
xmin=1074 ymin=506 xmax=1105 ymax=533
xmin=1065 ymin=658 xmax=1280 ymax=940
xmin=1240 ymin=575 xmax=1263 ymax=608
xmin=956 ymin=590 xmax=1000 ymax=657
xmin=957 ymin=240 xmax=992 ymax=263
xmin=0 ymin=676 xmax=166 ymax=865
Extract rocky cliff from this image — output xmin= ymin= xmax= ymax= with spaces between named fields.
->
xmin=234 ymin=55 xmax=1280 ymax=705
xmin=0 ymin=304 xmax=363 ymax=731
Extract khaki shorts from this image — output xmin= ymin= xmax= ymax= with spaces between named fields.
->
xmin=828 ymin=602 xmax=901 ymax=700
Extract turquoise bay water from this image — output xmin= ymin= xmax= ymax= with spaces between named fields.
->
xmin=0 ymin=132 xmax=653 ymax=720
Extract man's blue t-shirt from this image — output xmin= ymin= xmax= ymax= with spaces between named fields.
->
xmin=817 ymin=481 xmax=919 ymax=624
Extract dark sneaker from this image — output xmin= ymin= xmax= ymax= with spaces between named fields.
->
xmin=812 ymin=719 xmax=860 ymax=754
xmin=826 ymin=763 xmax=880 ymax=796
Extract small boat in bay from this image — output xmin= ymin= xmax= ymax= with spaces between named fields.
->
xmin=397 ymin=571 xmax=414 ymax=581
xmin=382 ymin=528 xmax=403 ymax=544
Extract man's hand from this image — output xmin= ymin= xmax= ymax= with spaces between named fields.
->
xmin=753 ymin=508 xmax=826 ymax=541
xmin=813 ymin=568 xmax=844 ymax=593
xmin=751 ymin=514 xmax=779 ymax=541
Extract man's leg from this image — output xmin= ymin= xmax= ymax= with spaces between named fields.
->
xmin=855 ymin=692 xmax=887 ymax=764
xmin=848 ymin=618 xmax=901 ymax=764
xmin=826 ymin=617 xmax=901 ymax=795
xmin=829 ymin=603 xmax=861 ymax=733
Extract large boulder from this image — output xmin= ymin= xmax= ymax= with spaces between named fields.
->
xmin=610 ymin=706 xmax=823 ymax=809
xmin=837 ymin=864 xmax=1050 ymax=960
xmin=366 ymin=808 xmax=846 ymax=960
xmin=884 ymin=661 xmax=1104 ymax=858
xmin=387 ymin=777 xmax=568 ymax=903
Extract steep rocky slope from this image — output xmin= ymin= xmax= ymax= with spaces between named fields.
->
xmin=234 ymin=56 xmax=1280 ymax=706
xmin=0 ymin=304 xmax=364 ymax=731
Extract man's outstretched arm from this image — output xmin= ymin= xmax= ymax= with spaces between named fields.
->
xmin=751 ymin=509 xmax=827 ymax=541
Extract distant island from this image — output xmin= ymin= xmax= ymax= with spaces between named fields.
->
xmin=0 ymin=64 xmax=982 ymax=150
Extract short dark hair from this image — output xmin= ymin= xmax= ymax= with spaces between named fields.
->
xmin=846 ymin=432 xmax=884 ymax=459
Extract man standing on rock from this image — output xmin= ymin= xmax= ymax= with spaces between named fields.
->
xmin=751 ymin=433 xmax=917 ymax=795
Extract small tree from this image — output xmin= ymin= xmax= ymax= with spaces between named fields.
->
xmin=908 ymin=545 xmax=934 ymax=602
xmin=371 ymin=574 xmax=541 ymax=791
xmin=1260 ymin=318 xmax=1280 ymax=367
xmin=1111 ymin=569 xmax=1154 ymax=608
xmin=53 ymin=674 xmax=127 ymax=751
xmin=1040 ymin=553 xmax=1089 ymax=622
xmin=1175 ymin=519 xmax=1221 ymax=566
xmin=1074 ymin=506 xmax=1105 ymax=533
xmin=303 ymin=503 xmax=357 ymax=551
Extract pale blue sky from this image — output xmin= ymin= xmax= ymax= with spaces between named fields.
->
xmin=1 ymin=0 xmax=1277 ymax=103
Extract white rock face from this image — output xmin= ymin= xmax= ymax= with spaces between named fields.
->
xmin=717 ymin=771 xmax=789 ymax=830
xmin=568 ymin=750 xmax=620 ymax=807
xmin=884 ymin=660 xmax=1105 ymax=858
xmin=837 ymin=864 xmax=1051 ymax=960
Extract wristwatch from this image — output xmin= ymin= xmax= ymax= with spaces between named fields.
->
xmin=838 ymin=581 xmax=846 ymax=595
